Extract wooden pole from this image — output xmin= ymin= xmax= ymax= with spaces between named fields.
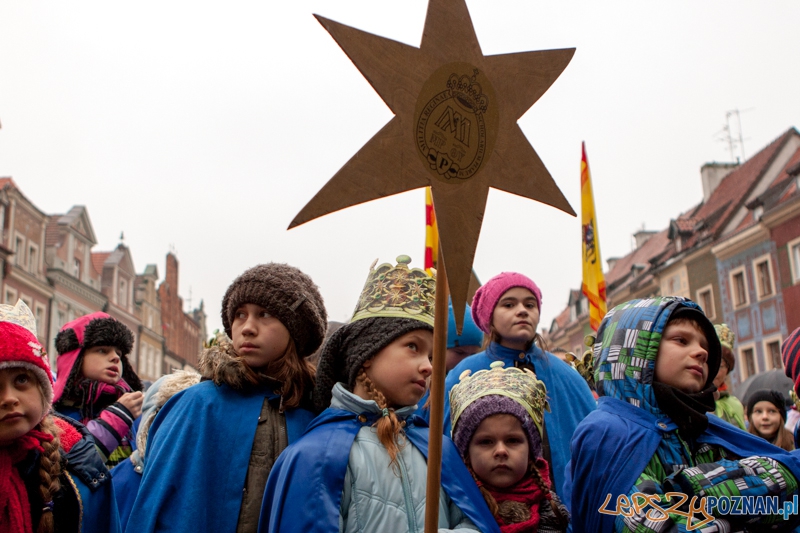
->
xmin=425 ymin=241 xmax=449 ymax=533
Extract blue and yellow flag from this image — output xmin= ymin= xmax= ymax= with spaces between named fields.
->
xmin=581 ymin=142 xmax=607 ymax=331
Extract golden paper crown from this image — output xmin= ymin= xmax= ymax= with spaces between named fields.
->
xmin=351 ymin=255 xmax=435 ymax=326
xmin=0 ymin=299 xmax=38 ymax=337
xmin=565 ymin=334 xmax=596 ymax=390
xmin=450 ymin=361 xmax=549 ymax=433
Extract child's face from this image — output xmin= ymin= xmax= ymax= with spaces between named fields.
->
xmin=491 ymin=288 xmax=539 ymax=350
xmin=751 ymin=401 xmax=782 ymax=439
xmin=445 ymin=345 xmax=480 ymax=372
xmin=0 ymin=368 xmax=44 ymax=444
xmin=81 ymin=345 xmax=123 ymax=385
xmin=362 ymin=329 xmax=433 ymax=408
xmin=468 ymin=414 xmax=529 ymax=490
xmin=654 ymin=320 xmax=709 ymax=393
xmin=231 ymin=303 xmax=291 ymax=371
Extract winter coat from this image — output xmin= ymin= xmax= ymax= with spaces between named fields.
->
xmin=124 ymin=341 xmax=315 ymax=533
xmin=437 ymin=342 xmax=596 ymax=499
xmin=111 ymin=370 xmax=200 ymax=530
xmin=17 ymin=414 xmax=120 ymax=533
xmin=564 ymin=297 xmax=800 ymax=533
xmin=261 ymin=383 xmax=499 ymax=533
xmin=714 ymin=391 xmax=746 ymax=430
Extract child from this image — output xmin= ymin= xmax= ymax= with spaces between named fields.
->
xmin=111 ymin=369 xmax=200 ymax=530
xmin=0 ymin=300 xmax=120 ymax=533
xmin=442 ymin=272 xmax=596 ymax=498
xmin=450 ymin=361 xmax=570 ymax=532
xmin=126 ymin=263 xmax=326 ymax=533
xmin=53 ymin=312 xmax=144 ymax=467
xmin=711 ymin=323 xmax=745 ymax=429
xmin=746 ymin=389 xmax=794 ymax=451
xmin=565 ymin=297 xmax=800 ymax=533
xmin=261 ymin=256 xmax=498 ymax=533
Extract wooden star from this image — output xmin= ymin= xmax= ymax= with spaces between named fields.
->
xmin=290 ymin=0 xmax=576 ymax=328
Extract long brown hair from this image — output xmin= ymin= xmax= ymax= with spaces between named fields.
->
xmin=748 ymin=422 xmax=794 ymax=452
xmin=242 ymin=339 xmax=316 ymax=410
xmin=355 ymin=368 xmax=405 ymax=468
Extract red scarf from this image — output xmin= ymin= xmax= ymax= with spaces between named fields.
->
xmin=0 ymin=430 xmax=53 ymax=533
xmin=482 ymin=458 xmax=551 ymax=533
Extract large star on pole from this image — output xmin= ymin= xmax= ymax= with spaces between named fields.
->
xmin=290 ymin=0 xmax=576 ymax=328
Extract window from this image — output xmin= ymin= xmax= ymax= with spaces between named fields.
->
xmin=730 ymin=267 xmax=749 ymax=308
xmin=740 ymin=345 xmax=757 ymax=381
xmin=764 ymin=338 xmax=782 ymax=371
xmin=4 ymin=288 xmax=17 ymax=304
xmin=57 ymin=311 xmax=66 ymax=329
xmin=752 ymin=254 xmax=775 ymax=300
xmin=14 ymin=235 xmax=24 ymax=266
xmin=73 ymin=259 xmax=81 ymax=278
xmin=119 ymin=279 xmax=128 ymax=307
xmin=28 ymin=244 xmax=38 ymax=275
xmin=788 ymin=237 xmax=800 ymax=284
xmin=696 ymin=285 xmax=715 ymax=320
xmin=35 ymin=304 xmax=46 ymax=338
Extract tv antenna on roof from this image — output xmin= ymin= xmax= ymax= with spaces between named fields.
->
xmin=715 ymin=109 xmax=752 ymax=163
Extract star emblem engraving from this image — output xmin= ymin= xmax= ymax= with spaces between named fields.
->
xmin=290 ymin=0 xmax=576 ymax=327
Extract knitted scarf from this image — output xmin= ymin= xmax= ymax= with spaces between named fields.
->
xmin=0 ymin=430 xmax=53 ymax=533
xmin=483 ymin=459 xmax=551 ymax=533
xmin=76 ymin=378 xmax=132 ymax=422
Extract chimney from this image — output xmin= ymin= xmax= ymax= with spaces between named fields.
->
xmin=633 ymin=230 xmax=657 ymax=249
xmin=606 ymin=257 xmax=619 ymax=271
xmin=700 ymin=162 xmax=738 ymax=201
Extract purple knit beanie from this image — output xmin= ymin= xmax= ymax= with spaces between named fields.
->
xmin=471 ymin=272 xmax=542 ymax=334
xmin=452 ymin=395 xmax=543 ymax=462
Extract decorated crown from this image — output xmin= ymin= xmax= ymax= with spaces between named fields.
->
xmin=565 ymin=334 xmax=596 ymax=390
xmin=714 ymin=323 xmax=735 ymax=350
xmin=447 ymin=71 xmax=489 ymax=114
xmin=0 ymin=299 xmax=38 ymax=337
xmin=450 ymin=361 xmax=549 ymax=433
xmin=351 ymin=255 xmax=435 ymax=326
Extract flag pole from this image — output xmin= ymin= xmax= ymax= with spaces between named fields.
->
xmin=425 ymin=239 xmax=448 ymax=533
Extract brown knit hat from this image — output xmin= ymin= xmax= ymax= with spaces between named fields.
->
xmin=221 ymin=264 xmax=327 ymax=358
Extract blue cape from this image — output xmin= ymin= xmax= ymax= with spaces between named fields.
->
xmin=260 ymin=408 xmax=500 ymax=533
xmin=432 ymin=343 xmax=596 ymax=498
xmin=566 ymin=396 xmax=800 ymax=533
xmin=111 ymin=415 xmax=141 ymax=530
xmin=124 ymin=380 xmax=314 ymax=533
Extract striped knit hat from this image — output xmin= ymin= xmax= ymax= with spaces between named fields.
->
xmin=783 ymin=327 xmax=800 ymax=394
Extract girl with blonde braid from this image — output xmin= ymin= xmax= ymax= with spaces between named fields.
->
xmin=0 ymin=300 xmax=119 ymax=533
xmin=261 ymin=256 xmax=498 ymax=533
xmin=450 ymin=362 xmax=569 ymax=533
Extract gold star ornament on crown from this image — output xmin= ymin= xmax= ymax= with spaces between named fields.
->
xmin=290 ymin=0 xmax=576 ymax=329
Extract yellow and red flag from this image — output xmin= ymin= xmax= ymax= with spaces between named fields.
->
xmin=425 ymin=187 xmax=438 ymax=275
xmin=581 ymin=142 xmax=607 ymax=331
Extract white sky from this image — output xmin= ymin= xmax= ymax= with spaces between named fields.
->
xmin=1 ymin=1 xmax=799 ymax=337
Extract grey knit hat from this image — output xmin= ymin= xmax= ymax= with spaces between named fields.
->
xmin=452 ymin=395 xmax=543 ymax=461
xmin=221 ymin=263 xmax=327 ymax=358
xmin=313 ymin=317 xmax=432 ymax=412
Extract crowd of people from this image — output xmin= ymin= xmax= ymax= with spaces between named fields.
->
xmin=3 ymin=255 xmax=800 ymax=532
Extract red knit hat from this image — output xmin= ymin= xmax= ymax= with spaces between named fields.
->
xmin=0 ymin=300 xmax=54 ymax=409
xmin=471 ymin=272 xmax=542 ymax=334
xmin=783 ymin=327 xmax=800 ymax=395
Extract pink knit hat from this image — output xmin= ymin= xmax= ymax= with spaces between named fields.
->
xmin=471 ymin=272 xmax=542 ymax=334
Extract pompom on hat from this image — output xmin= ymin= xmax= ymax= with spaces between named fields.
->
xmin=471 ymin=272 xmax=542 ymax=334
xmin=450 ymin=361 xmax=549 ymax=460
xmin=221 ymin=263 xmax=327 ymax=358
xmin=0 ymin=300 xmax=53 ymax=408
xmin=783 ymin=327 xmax=800 ymax=394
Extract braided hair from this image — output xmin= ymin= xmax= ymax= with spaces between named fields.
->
xmin=35 ymin=415 xmax=63 ymax=533
xmin=355 ymin=368 xmax=406 ymax=468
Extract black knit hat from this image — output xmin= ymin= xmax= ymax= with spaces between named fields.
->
xmin=313 ymin=317 xmax=432 ymax=412
xmin=747 ymin=389 xmax=788 ymax=421
xmin=221 ymin=263 xmax=327 ymax=358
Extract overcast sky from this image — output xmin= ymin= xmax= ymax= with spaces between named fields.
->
xmin=1 ymin=1 xmax=799 ymax=337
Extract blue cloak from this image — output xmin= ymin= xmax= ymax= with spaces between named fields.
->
xmin=433 ymin=342 xmax=596 ymax=498
xmin=124 ymin=380 xmax=314 ymax=533
xmin=565 ymin=396 xmax=800 ymax=533
xmin=259 ymin=408 xmax=500 ymax=533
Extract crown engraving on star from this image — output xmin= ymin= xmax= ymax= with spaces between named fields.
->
xmin=447 ymin=70 xmax=488 ymax=115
